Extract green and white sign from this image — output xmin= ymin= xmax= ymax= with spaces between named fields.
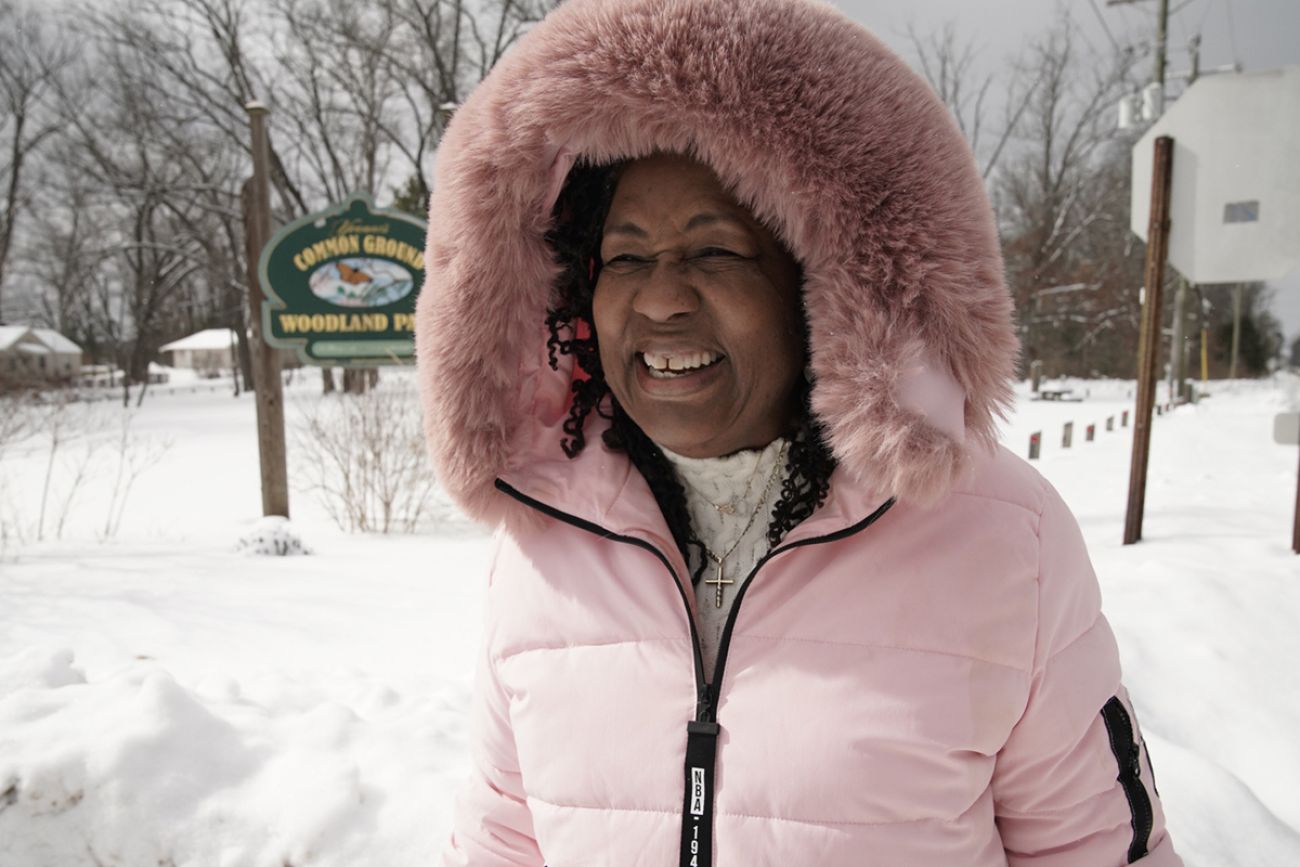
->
xmin=259 ymin=193 xmax=426 ymax=366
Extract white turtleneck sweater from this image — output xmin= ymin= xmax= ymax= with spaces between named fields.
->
xmin=660 ymin=438 xmax=789 ymax=683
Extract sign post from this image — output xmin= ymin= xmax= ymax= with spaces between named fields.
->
xmin=1129 ymin=67 xmax=1300 ymax=549
xmin=1124 ymin=136 xmax=1174 ymax=545
xmin=243 ymin=102 xmax=289 ymax=519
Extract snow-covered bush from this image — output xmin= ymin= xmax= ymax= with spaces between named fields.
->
xmin=236 ymin=516 xmax=310 ymax=556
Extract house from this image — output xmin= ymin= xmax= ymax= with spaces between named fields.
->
xmin=0 ymin=326 xmax=84 ymax=386
xmin=159 ymin=328 xmax=299 ymax=377
xmin=159 ymin=328 xmax=239 ymax=377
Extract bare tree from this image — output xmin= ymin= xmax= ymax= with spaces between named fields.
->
xmin=51 ymin=32 xmax=214 ymax=402
xmin=0 ymin=0 xmax=72 ymax=320
xmin=905 ymin=22 xmax=1033 ymax=181
xmin=4 ymin=0 xmax=554 ymax=396
xmin=994 ymin=18 xmax=1143 ymax=377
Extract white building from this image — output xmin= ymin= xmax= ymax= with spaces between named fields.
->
xmin=0 ymin=326 xmax=83 ymax=386
xmin=159 ymin=328 xmax=239 ymax=377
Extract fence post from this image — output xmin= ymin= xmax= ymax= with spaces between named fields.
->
xmin=1106 ymin=416 xmax=1114 ymax=432
xmin=1086 ymin=424 xmax=1095 ymax=442
xmin=1062 ymin=422 xmax=1074 ymax=449
xmin=1029 ymin=432 xmax=1041 ymax=460
xmin=1122 ymin=410 xmax=1129 ymax=428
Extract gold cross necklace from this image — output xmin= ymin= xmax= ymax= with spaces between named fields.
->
xmin=700 ymin=441 xmax=788 ymax=608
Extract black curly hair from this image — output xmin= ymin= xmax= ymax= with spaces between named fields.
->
xmin=543 ymin=159 xmax=836 ymax=584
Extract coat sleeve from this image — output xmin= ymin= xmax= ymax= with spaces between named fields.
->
xmin=437 ymin=535 xmax=544 ymax=867
xmin=992 ymin=485 xmax=1182 ymax=867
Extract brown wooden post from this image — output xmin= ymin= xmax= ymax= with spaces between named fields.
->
xmin=1124 ymin=135 xmax=1174 ymax=545
xmin=1062 ymin=422 xmax=1074 ymax=449
xmin=1294 ymin=439 xmax=1300 ymax=554
xmin=242 ymin=102 xmax=289 ymax=518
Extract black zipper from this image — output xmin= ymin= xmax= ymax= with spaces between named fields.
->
xmin=495 ymin=477 xmax=894 ymax=866
xmin=702 ymin=497 xmax=895 ymax=722
xmin=493 ymin=478 xmax=709 ymax=711
xmin=1099 ymin=696 xmax=1154 ymax=863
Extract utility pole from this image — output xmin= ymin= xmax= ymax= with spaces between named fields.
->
xmin=242 ymin=102 xmax=290 ymax=518
xmin=1110 ymin=0 xmax=1177 ymax=408
xmin=1111 ymin=0 xmax=1181 ymax=401
xmin=1167 ymin=33 xmax=1203 ymax=403
xmin=1106 ymin=0 xmax=1171 ymax=92
xmin=1155 ymin=0 xmax=1169 ymax=94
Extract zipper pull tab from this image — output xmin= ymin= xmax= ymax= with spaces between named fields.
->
xmin=680 ymin=719 xmax=720 ymax=867
xmin=694 ymin=687 xmax=713 ymax=723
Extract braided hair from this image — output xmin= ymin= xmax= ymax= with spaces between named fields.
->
xmin=544 ymin=159 xmax=836 ymax=583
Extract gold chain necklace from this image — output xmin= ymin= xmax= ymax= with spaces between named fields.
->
xmin=701 ymin=454 xmax=766 ymax=516
xmin=700 ymin=441 xmax=788 ymax=609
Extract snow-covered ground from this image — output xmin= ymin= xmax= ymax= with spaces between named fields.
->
xmin=1 ymin=369 xmax=1298 ymax=866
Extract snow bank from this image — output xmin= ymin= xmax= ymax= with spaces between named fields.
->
xmin=0 ymin=646 xmax=468 ymax=867
xmin=1 ymin=374 xmax=1298 ymax=865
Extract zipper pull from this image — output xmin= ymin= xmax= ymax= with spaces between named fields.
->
xmin=680 ymin=719 xmax=720 ymax=867
xmin=694 ymin=687 xmax=713 ymax=723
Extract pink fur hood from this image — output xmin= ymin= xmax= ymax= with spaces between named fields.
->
xmin=416 ymin=0 xmax=1019 ymax=524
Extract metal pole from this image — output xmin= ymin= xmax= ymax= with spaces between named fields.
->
xmin=243 ymin=102 xmax=290 ymax=518
xmin=1124 ymin=136 xmax=1174 ymax=546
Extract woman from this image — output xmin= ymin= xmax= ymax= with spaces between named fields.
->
xmin=416 ymin=0 xmax=1181 ymax=864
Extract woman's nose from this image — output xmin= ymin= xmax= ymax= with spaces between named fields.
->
xmin=630 ymin=260 xmax=700 ymax=322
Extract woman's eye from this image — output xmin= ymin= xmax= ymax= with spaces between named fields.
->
xmin=603 ymin=253 xmax=650 ymax=268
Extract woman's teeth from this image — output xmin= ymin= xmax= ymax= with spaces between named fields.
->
xmin=641 ymin=350 xmax=722 ymax=379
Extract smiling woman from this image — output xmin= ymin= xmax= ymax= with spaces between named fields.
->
xmin=592 ymin=155 xmax=805 ymax=460
xmin=415 ymin=1 xmax=1183 ymax=865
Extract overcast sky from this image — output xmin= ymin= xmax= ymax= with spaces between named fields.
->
xmin=831 ymin=0 xmax=1300 ymax=340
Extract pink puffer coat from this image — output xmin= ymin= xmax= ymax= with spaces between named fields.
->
xmin=415 ymin=0 xmax=1182 ymax=864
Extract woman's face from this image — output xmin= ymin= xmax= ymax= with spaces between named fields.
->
xmin=593 ymin=154 xmax=804 ymax=459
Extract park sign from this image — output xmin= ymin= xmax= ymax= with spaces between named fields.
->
xmin=259 ymin=193 xmax=425 ymax=366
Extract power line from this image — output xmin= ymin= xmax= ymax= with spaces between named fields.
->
xmin=1089 ymin=0 xmax=1122 ymax=52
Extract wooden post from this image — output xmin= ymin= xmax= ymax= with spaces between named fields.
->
xmin=1294 ymin=439 xmax=1300 ymax=554
xmin=1122 ymin=409 xmax=1129 ymax=428
xmin=1028 ymin=432 xmax=1041 ymax=461
xmin=1086 ymin=424 xmax=1095 ymax=442
xmin=1229 ymin=283 xmax=1243 ymax=380
xmin=1106 ymin=416 xmax=1114 ymax=432
xmin=1062 ymin=422 xmax=1074 ymax=449
xmin=242 ymin=102 xmax=290 ymax=518
xmin=1124 ymin=135 xmax=1174 ymax=545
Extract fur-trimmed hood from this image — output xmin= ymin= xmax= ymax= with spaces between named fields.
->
xmin=416 ymin=0 xmax=1018 ymax=526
